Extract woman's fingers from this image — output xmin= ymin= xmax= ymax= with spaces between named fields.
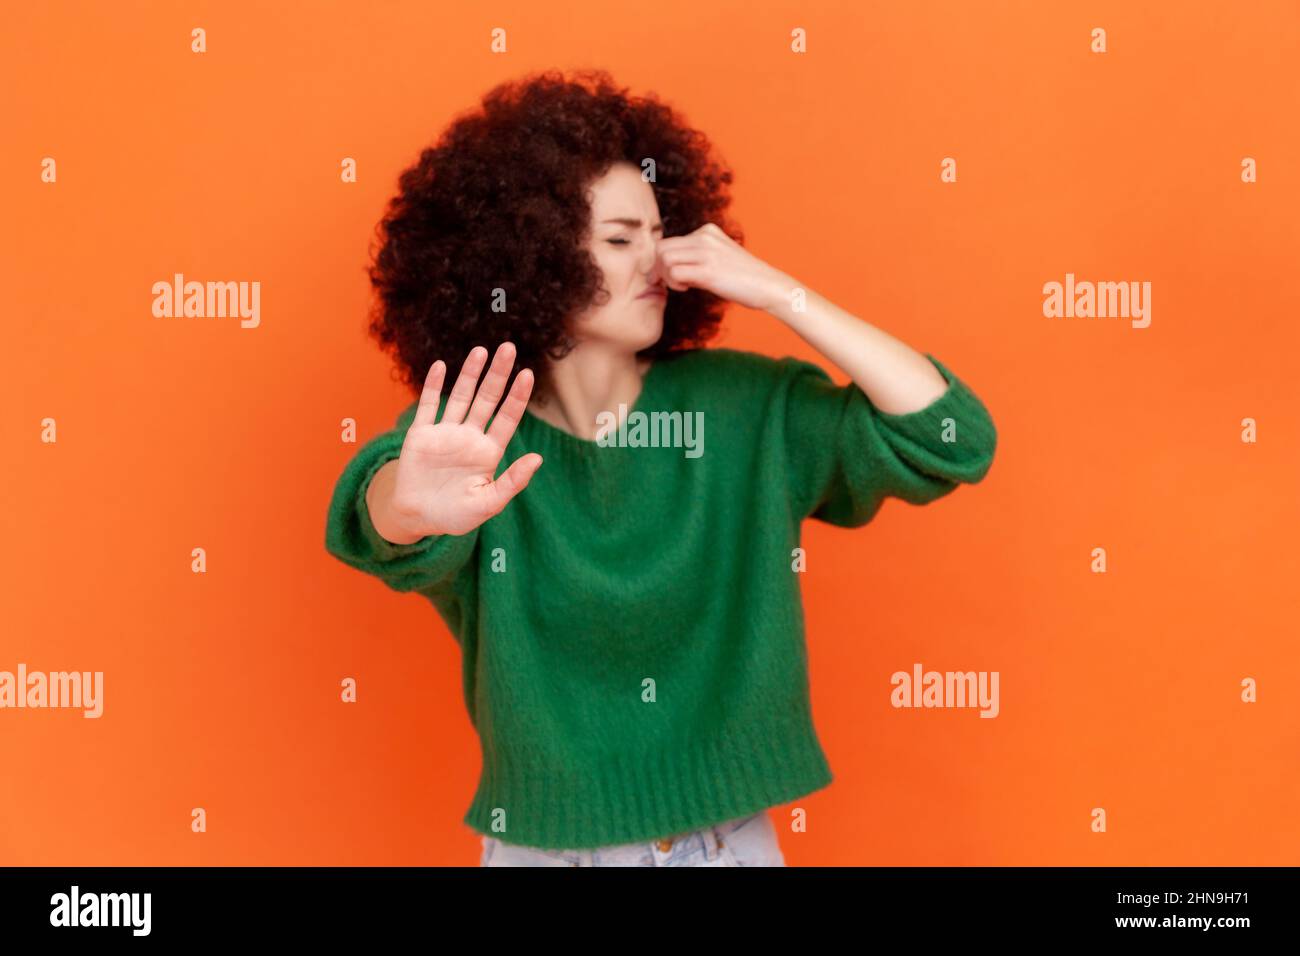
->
xmin=412 ymin=344 xmax=534 ymax=458
xmin=485 ymin=367 xmax=535 ymax=450
xmin=464 ymin=342 xmax=517 ymax=430
xmin=412 ymin=358 xmax=447 ymax=428
xmin=485 ymin=452 xmax=543 ymax=516
xmin=655 ymin=244 xmax=705 ymax=292
xmin=442 ymin=346 xmax=489 ymax=424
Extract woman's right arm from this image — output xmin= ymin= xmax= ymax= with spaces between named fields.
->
xmin=366 ymin=457 xmax=426 ymax=546
xmin=325 ymin=342 xmax=542 ymax=594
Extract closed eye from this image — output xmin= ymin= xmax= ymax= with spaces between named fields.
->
xmin=607 ymin=238 xmax=631 ymax=246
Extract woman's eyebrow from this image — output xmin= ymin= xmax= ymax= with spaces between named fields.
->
xmin=601 ymin=217 xmax=663 ymax=232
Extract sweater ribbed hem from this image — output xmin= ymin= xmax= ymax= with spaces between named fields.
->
xmin=461 ymin=710 xmax=834 ymax=850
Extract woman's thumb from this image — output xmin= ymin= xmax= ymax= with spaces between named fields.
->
xmin=487 ymin=453 xmax=543 ymax=513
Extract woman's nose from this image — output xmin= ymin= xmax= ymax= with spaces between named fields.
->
xmin=642 ymin=237 xmax=662 ymax=277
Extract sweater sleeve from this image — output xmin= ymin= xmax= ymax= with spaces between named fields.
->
xmin=780 ymin=352 xmax=997 ymax=527
xmin=324 ymin=399 xmax=480 ymax=594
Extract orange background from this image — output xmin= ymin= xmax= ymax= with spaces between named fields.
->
xmin=4 ymin=0 xmax=1298 ymax=866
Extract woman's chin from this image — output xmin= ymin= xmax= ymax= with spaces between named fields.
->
xmin=613 ymin=318 xmax=664 ymax=353
xmin=632 ymin=326 xmax=663 ymax=352
xmin=636 ymin=309 xmax=665 ymax=346
xmin=573 ymin=310 xmax=663 ymax=353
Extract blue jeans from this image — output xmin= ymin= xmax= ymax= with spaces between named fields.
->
xmin=479 ymin=810 xmax=786 ymax=867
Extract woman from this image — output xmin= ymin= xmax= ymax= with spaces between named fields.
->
xmin=325 ymin=69 xmax=998 ymax=866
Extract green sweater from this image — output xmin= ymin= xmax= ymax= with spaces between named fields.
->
xmin=324 ymin=347 xmax=997 ymax=850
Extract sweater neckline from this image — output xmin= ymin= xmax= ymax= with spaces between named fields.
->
xmin=519 ymin=357 xmax=665 ymax=454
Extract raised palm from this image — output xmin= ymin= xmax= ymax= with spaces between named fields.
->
xmin=390 ymin=342 xmax=542 ymax=537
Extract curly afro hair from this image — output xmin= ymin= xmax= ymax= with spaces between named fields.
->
xmin=365 ymin=68 xmax=743 ymax=401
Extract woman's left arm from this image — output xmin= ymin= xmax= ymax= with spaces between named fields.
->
xmin=656 ymin=223 xmax=950 ymax=414
xmin=658 ymin=223 xmax=996 ymax=522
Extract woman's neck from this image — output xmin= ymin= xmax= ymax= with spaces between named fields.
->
xmin=528 ymin=345 xmax=650 ymax=441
